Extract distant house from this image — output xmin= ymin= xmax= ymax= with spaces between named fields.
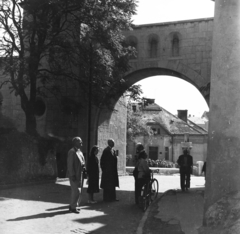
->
xmin=127 ymin=99 xmax=208 ymax=164
xmin=188 ymin=112 xmax=209 ymax=131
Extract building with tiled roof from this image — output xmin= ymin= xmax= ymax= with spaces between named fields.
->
xmin=188 ymin=115 xmax=208 ymax=131
xmin=127 ymin=100 xmax=208 ymax=164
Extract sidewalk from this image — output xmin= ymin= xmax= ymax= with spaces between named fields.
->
xmin=140 ymin=188 xmax=205 ymax=234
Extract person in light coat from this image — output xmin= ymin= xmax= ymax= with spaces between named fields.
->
xmin=67 ymin=137 xmax=85 ymax=213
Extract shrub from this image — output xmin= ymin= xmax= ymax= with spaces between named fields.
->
xmin=147 ymin=159 xmax=175 ymax=168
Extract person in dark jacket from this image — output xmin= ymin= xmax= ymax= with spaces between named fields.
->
xmin=100 ymin=139 xmax=119 ymax=202
xmin=177 ymin=149 xmax=193 ymax=192
xmin=87 ymin=145 xmax=100 ymax=204
xmin=133 ymin=143 xmax=149 ymax=204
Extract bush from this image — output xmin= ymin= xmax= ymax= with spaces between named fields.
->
xmin=146 ymin=159 xmax=175 ymax=168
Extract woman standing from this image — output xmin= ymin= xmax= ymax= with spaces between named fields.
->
xmin=87 ymin=145 xmax=100 ymax=203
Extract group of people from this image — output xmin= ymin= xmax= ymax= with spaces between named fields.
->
xmin=67 ymin=135 xmax=201 ymax=213
xmin=67 ymin=137 xmax=119 ymax=214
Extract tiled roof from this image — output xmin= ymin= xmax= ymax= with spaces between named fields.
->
xmin=143 ymin=105 xmax=208 ymax=135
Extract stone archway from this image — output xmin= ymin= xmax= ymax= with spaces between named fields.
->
xmin=95 ymin=65 xmax=209 ymax=174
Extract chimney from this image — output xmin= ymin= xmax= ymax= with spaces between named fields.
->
xmin=177 ymin=110 xmax=188 ymax=122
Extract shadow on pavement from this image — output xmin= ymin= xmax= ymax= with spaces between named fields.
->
xmin=7 ymin=209 xmax=70 ymax=221
xmin=0 ymin=182 xmax=70 ymax=204
xmin=2 ymin=181 xmax=144 ymax=234
xmin=71 ymin=190 xmax=143 ymax=234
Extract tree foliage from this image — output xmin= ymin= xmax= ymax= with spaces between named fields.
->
xmin=0 ymin=0 xmax=141 ymax=135
xmin=127 ymin=104 xmax=152 ymax=142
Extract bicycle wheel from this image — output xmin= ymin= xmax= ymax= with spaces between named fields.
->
xmin=150 ymin=178 xmax=159 ymax=201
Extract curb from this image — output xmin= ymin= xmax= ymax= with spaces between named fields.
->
xmin=136 ymin=191 xmax=167 ymax=234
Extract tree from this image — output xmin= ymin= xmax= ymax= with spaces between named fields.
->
xmin=0 ymin=0 xmax=141 ymax=135
xmin=127 ymin=103 xmax=152 ymax=142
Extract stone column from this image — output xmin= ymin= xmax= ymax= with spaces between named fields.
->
xmin=203 ymin=0 xmax=240 ymax=231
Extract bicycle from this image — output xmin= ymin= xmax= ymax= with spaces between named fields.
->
xmin=139 ymin=171 xmax=159 ymax=212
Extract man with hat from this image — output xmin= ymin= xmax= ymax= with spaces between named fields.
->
xmin=67 ymin=137 xmax=85 ymax=213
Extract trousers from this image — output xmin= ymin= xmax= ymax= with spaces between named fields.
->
xmin=69 ymin=179 xmax=82 ymax=209
xmin=180 ymin=168 xmax=191 ymax=190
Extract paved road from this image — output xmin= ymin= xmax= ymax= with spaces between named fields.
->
xmin=0 ymin=174 xmax=205 ymax=234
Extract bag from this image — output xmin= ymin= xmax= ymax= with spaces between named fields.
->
xmin=133 ymin=167 xmax=138 ymax=179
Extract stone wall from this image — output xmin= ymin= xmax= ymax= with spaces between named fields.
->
xmin=123 ymin=18 xmax=213 ymax=96
xmin=0 ymin=129 xmax=57 ymax=185
xmin=97 ymin=98 xmax=127 ymax=175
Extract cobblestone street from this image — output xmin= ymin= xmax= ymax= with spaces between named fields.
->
xmin=0 ymin=175 xmax=205 ymax=234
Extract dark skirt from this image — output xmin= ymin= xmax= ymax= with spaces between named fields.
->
xmin=87 ymin=175 xmax=99 ymax=194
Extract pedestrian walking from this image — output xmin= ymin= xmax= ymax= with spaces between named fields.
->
xmin=134 ymin=144 xmax=150 ymax=204
xmin=87 ymin=145 xmax=100 ymax=204
xmin=177 ymin=148 xmax=193 ymax=192
xmin=100 ymin=139 xmax=119 ymax=202
xmin=67 ymin=137 xmax=86 ymax=213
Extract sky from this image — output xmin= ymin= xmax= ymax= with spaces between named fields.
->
xmin=130 ymin=0 xmax=215 ymax=116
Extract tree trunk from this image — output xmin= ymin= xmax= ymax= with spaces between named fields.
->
xmin=25 ymin=109 xmax=37 ymax=136
xmin=20 ymin=94 xmax=38 ymax=136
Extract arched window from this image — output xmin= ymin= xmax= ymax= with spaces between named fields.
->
xmin=149 ymin=38 xmax=158 ymax=58
xmin=172 ymin=34 xmax=179 ymax=57
xmin=126 ymin=36 xmax=138 ymax=59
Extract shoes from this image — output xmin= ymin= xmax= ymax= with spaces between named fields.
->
xmin=88 ymin=200 xmax=97 ymax=204
xmin=69 ymin=207 xmax=80 ymax=213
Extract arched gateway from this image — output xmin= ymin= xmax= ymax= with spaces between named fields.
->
xmin=96 ymin=18 xmax=213 ymax=174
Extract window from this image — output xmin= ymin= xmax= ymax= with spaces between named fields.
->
xmin=149 ymin=147 xmax=158 ymax=160
xmin=149 ymin=38 xmax=158 ymax=58
xmin=151 ymin=127 xmax=160 ymax=135
xmin=172 ymin=34 xmax=179 ymax=57
xmin=165 ymin=147 xmax=169 ymax=160
xmin=152 ymin=128 xmax=156 ymax=132
xmin=132 ymin=105 xmax=136 ymax=112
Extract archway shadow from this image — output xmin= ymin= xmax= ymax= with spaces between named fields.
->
xmin=0 ymin=181 xmax=71 ymax=204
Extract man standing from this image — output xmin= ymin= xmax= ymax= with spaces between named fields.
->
xmin=67 ymin=137 xmax=85 ymax=213
xmin=177 ymin=148 xmax=193 ymax=192
xmin=100 ymin=139 xmax=119 ymax=202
